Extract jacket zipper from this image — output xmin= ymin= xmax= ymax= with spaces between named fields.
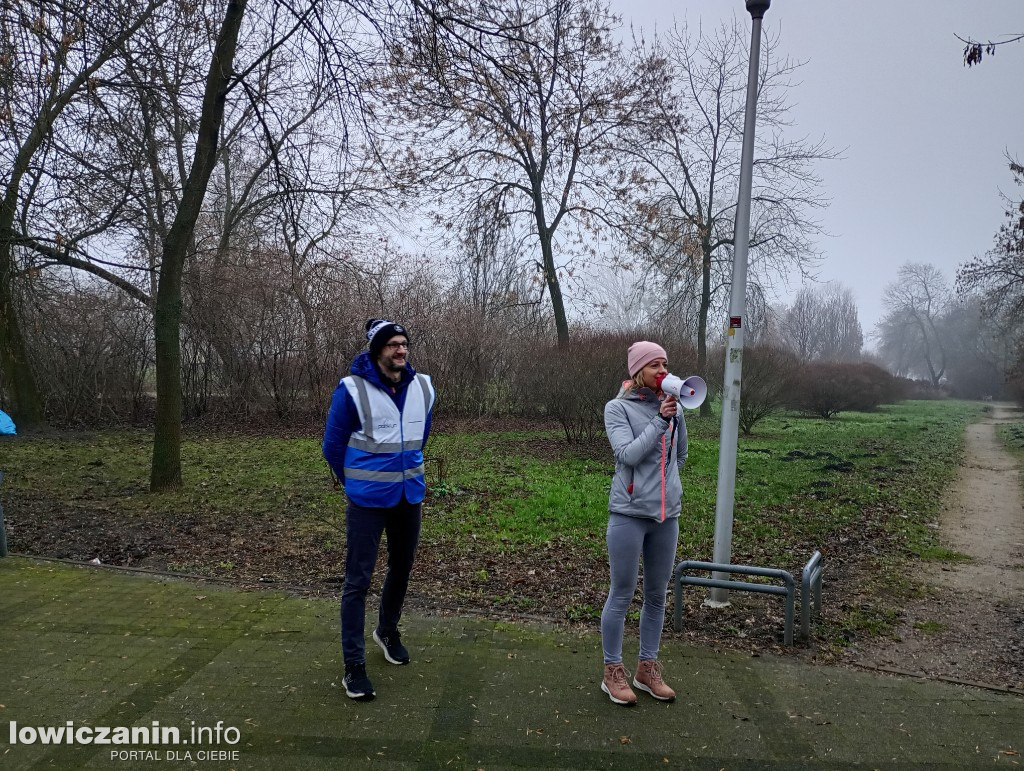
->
xmin=659 ymin=434 xmax=666 ymax=522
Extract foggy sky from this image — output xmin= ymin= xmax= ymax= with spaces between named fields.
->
xmin=614 ymin=0 xmax=1024 ymax=342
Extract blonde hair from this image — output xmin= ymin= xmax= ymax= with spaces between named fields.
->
xmin=628 ymin=361 xmax=670 ymax=393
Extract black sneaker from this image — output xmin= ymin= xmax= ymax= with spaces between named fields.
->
xmin=373 ymin=628 xmax=410 ymax=665
xmin=343 ymin=663 xmax=375 ymax=700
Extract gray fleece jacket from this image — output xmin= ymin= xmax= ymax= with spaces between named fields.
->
xmin=604 ymin=383 xmax=688 ymax=521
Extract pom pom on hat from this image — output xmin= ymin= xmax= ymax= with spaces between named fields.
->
xmin=365 ymin=318 xmax=409 ymax=356
xmin=627 ymin=341 xmax=667 ymax=377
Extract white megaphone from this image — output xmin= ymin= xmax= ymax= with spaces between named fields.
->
xmin=658 ymin=374 xmax=707 ymax=410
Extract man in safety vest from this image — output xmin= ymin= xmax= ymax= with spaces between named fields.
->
xmin=323 ymin=319 xmax=436 ymax=701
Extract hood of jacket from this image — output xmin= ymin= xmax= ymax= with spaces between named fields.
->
xmin=614 ymin=382 xmax=661 ymax=403
xmin=350 ymin=351 xmax=417 ymax=391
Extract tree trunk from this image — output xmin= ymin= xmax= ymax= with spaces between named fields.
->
xmin=150 ymin=0 xmax=247 ymax=491
xmin=0 ymin=240 xmax=44 ymax=428
xmin=538 ymin=228 xmax=569 ymax=347
xmin=0 ymin=95 xmax=54 ymax=431
xmin=541 ymin=238 xmax=569 ymax=347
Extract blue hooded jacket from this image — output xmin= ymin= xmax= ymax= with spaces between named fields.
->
xmin=322 ymin=352 xmax=434 ymax=507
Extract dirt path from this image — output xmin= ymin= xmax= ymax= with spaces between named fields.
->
xmin=852 ymin=402 xmax=1024 ymax=689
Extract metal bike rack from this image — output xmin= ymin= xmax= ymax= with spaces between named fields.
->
xmin=800 ymin=551 xmax=824 ymax=641
xmin=673 ymin=560 xmax=796 ymax=645
xmin=673 ymin=554 xmax=825 ymax=646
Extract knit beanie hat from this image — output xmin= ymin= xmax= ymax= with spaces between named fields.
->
xmin=366 ymin=318 xmax=409 ymax=357
xmin=627 ymin=341 xmax=667 ymax=377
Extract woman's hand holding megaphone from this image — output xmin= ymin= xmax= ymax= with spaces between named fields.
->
xmin=659 ymin=394 xmax=678 ymax=419
xmin=656 ymin=373 xmax=708 ymax=410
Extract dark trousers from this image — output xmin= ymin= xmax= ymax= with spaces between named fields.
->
xmin=340 ymin=498 xmax=422 ymax=666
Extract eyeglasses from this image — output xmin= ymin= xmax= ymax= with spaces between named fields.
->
xmin=384 ymin=341 xmax=410 ymax=351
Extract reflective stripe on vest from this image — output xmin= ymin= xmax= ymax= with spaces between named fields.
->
xmin=341 ymin=374 xmax=434 ymax=507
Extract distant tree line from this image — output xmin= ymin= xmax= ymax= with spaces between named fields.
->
xmin=4 ymin=246 xmax=1017 ymax=441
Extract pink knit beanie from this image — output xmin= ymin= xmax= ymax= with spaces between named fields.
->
xmin=627 ymin=341 xmax=667 ymax=377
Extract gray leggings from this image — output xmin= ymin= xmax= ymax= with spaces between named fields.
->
xmin=600 ymin=513 xmax=679 ymax=665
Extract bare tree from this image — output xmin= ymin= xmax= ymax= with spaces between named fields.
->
xmin=956 ymin=157 xmax=1024 ymax=400
xmin=588 ymin=263 xmax=653 ymax=330
xmin=451 ymin=196 xmax=534 ymax=319
xmin=386 ymin=0 xmax=654 ymax=346
xmin=7 ymin=0 xmax=396 ymax=487
xmin=780 ymin=283 xmax=862 ymax=362
xmin=879 ymin=262 xmax=951 ymax=387
xmin=437 ymin=198 xmax=550 ymax=412
xmin=957 ymin=158 xmax=1024 ymax=318
xmin=19 ymin=278 xmax=152 ymax=424
xmin=149 ymin=0 xmax=407 ymax=488
xmin=620 ymin=19 xmax=834 ymax=400
xmin=941 ymin=295 xmax=1019 ymax=399
xmin=0 ymin=0 xmax=164 ymax=427
xmin=780 ymin=288 xmax=815 ymax=362
xmin=145 ymin=0 xmax=249 ymax=488
xmin=873 ymin=312 xmax=919 ymax=379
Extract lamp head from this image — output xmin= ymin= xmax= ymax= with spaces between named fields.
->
xmin=746 ymin=0 xmax=770 ymax=19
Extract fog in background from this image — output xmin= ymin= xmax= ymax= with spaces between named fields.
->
xmin=613 ymin=0 xmax=1024 ymax=340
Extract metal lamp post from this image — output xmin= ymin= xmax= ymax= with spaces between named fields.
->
xmin=706 ymin=0 xmax=770 ymax=607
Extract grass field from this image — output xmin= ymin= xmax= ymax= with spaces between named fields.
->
xmin=999 ymin=421 xmax=1024 ymax=495
xmin=427 ymin=400 xmax=986 ymax=567
xmin=0 ymin=400 xmax=986 ymax=559
xmin=0 ymin=399 xmax=989 ymax=645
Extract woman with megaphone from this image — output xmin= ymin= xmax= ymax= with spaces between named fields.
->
xmin=599 ymin=341 xmax=704 ymax=706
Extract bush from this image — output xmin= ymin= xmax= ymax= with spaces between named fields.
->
xmin=847 ymin=362 xmax=902 ymax=409
xmin=737 ymin=345 xmax=800 ymax=434
xmin=22 ymin=285 xmax=151 ymax=425
xmin=895 ymin=377 xmax=944 ymax=401
xmin=786 ymin=361 xmax=900 ymax=419
xmin=529 ymin=331 xmax=635 ymax=442
xmin=529 ymin=330 xmax=697 ymax=443
xmin=419 ymin=301 xmax=549 ymax=419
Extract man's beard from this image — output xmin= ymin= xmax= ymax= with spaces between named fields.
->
xmin=381 ymin=356 xmax=405 ymax=376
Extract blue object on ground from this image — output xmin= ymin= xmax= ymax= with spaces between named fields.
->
xmin=0 ymin=409 xmax=15 ymax=435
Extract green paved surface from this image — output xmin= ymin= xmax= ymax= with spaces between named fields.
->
xmin=1 ymin=556 xmax=1021 ymax=769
